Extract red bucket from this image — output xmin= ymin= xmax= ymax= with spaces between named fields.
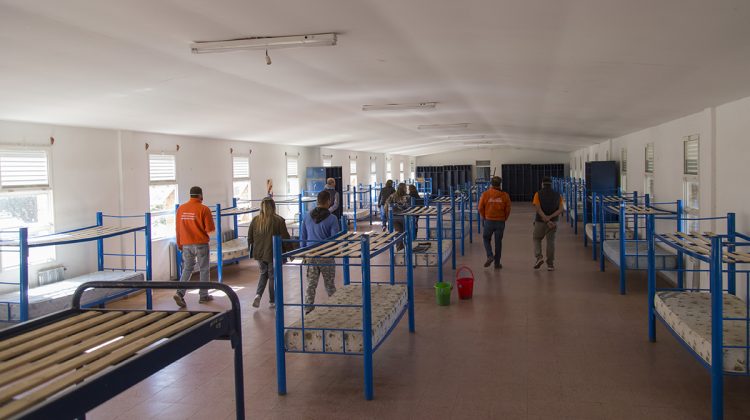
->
xmin=456 ymin=266 xmax=475 ymax=300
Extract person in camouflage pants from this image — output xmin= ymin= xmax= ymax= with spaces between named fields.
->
xmin=304 ymin=257 xmax=336 ymax=311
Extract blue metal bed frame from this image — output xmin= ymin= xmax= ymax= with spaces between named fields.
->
xmin=0 ymin=212 xmax=153 ymax=322
xmin=0 ymin=281 xmax=244 ymax=420
xmin=272 ymin=222 xmax=415 ymax=400
xmin=392 ymin=201 xmax=453 ymax=282
xmin=598 ymin=194 xmax=682 ymax=294
xmin=343 ymin=185 xmax=375 ymax=230
xmin=647 ymin=214 xmax=750 ymax=420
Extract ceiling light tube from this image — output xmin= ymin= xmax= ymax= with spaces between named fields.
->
xmin=362 ymin=102 xmax=437 ymax=112
xmin=417 ymin=123 xmax=470 ymax=130
xmin=191 ymin=33 xmax=337 ymax=54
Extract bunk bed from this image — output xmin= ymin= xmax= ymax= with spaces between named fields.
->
xmin=426 ymin=190 xmax=468 ymax=263
xmin=277 ymin=195 xmax=316 ymax=237
xmin=0 ymin=281 xmax=245 ymax=420
xmin=393 ymin=205 xmax=452 ymax=283
xmin=210 ymin=200 xmax=259 ymax=282
xmin=0 ymin=212 xmax=152 ymax=322
xmin=599 ymin=197 xmax=682 ymax=294
xmin=272 ymin=228 xmax=415 ymax=400
xmin=585 ymin=192 xmax=636 ymax=258
xmin=343 ymin=186 xmax=373 ymax=230
xmin=647 ymin=212 xmax=750 ymax=419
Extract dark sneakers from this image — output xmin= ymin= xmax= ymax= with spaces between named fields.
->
xmin=534 ymin=258 xmax=545 ymax=269
xmin=484 ymin=256 xmax=494 ymax=268
xmin=494 ymin=263 xmax=503 ymax=269
xmin=198 ymin=295 xmax=214 ymax=304
xmin=173 ymin=294 xmax=186 ymax=308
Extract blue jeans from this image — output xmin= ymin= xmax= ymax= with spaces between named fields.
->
xmin=482 ymin=220 xmax=506 ymax=264
xmin=178 ymin=243 xmax=210 ymax=298
xmin=380 ymin=205 xmax=387 ymax=227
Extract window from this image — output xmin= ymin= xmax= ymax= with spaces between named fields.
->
xmin=0 ymin=149 xmax=55 ymax=269
xmin=410 ymin=161 xmax=415 ymax=181
xmin=322 ymin=155 xmax=332 ymax=168
xmin=645 ymin=143 xmax=654 ymax=173
xmin=386 ymin=160 xmax=392 ymax=181
xmin=620 ymin=149 xmax=627 ymax=192
xmin=369 ymin=160 xmax=377 ymax=185
xmin=399 ymin=161 xmax=404 ymax=182
xmin=683 ymin=135 xmax=700 ymax=232
xmin=348 ymin=159 xmax=357 ymax=188
xmin=232 ymin=155 xmax=252 ymax=224
xmin=286 ymin=155 xmax=299 ymax=195
xmin=149 ymin=154 xmax=178 ymax=240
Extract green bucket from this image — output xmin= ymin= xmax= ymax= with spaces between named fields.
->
xmin=435 ymin=282 xmax=452 ymax=306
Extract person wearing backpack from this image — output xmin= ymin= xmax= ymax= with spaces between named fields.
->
xmin=478 ymin=176 xmax=512 ymax=269
xmin=532 ymin=176 xmax=563 ymax=271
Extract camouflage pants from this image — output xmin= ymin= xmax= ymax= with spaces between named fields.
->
xmin=304 ymin=257 xmax=336 ymax=307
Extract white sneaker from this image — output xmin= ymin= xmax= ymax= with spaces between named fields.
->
xmin=269 ymin=302 xmax=276 ymax=309
xmin=547 ymin=265 xmax=555 ymax=271
xmin=252 ymin=294 xmax=261 ymax=308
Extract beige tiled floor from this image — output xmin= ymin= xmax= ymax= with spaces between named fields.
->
xmin=90 ymin=206 xmax=750 ymax=419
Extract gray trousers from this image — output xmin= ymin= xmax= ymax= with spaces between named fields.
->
xmin=256 ymin=260 xmax=275 ymax=302
xmin=304 ymin=257 xmax=336 ymax=306
xmin=177 ymin=243 xmax=210 ymax=298
xmin=533 ymin=221 xmax=557 ymax=266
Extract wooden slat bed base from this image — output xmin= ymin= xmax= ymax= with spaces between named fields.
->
xmin=660 ymin=232 xmax=750 ymax=263
xmin=605 ymin=204 xmax=672 ymax=215
xmin=0 ymin=312 xmax=98 ymax=353
xmin=0 ymin=311 xmax=125 ymax=362
xmin=297 ymin=232 xmax=400 ymax=258
xmin=400 ymin=206 xmax=451 ymax=216
xmin=1 ymin=226 xmax=145 ymax=247
xmin=0 ymin=312 xmax=166 ymax=388
xmin=0 ymin=311 xmax=212 ymax=418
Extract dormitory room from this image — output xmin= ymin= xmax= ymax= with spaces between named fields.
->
xmin=1 ymin=1 xmax=750 ymax=419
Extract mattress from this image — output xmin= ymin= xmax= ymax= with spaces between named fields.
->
xmin=209 ymin=237 xmax=248 ymax=263
xmin=602 ymin=240 xmax=678 ymax=270
xmin=344 ymin=208 xmax=370 ymax=221
xmin=655 ymin=291 xmax=749 ymax=373
xmin=284 ymin=284 xmax=407 ymax=353
xmin=394 ymin=240 xmax=453 ymax=266
xmin=0 ymin=271 xmax=144 ymax=322
xmin=585 ymin=223 xmax=633 ymax=241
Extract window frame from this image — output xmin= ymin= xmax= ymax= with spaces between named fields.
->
xmin=231 ymin=154 xmax=252 ymax=224
xmin=0 ymin=147 xmax=56 ymax=270
xmin=620 ymin=148 xmax=627 ymax=192
xmin=286 ymin=155 xmax=300 ymax=196
xmin=148 ymin=153 xmax=178 ymax=241
xmin=349 ymin=158 xmax=358 ymax=188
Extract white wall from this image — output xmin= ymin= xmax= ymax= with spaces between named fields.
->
xmin=0 ymin=119 xmax=416 ymax=284
xmin=416 ymin=147 xmax=570 ymax=179
xmin=569 ymin=94 xmax=750 ymax=293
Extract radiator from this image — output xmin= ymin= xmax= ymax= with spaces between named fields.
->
xmin=37 ymin=266 xmax=66 ymax=286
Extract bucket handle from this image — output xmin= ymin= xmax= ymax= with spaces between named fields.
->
xmin=456 ymin=265 xmax=474 ymax=280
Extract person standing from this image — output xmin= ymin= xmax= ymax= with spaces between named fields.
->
xmin=174 ymin=186 xmax=216 ymax=307
xmin=377 ymin=180 xmax=395 ymax=231
xmin=385 ymin=183 xmax=410 ymax=234
xmin=324 ymin=178 xmax=341 ymax=219
xmin=407 ymin=184 xmax=421 ymax=236
xmin=478 ymin=176 xmax=511 ymax=269
xmin=247 ymin=197 xmax=291 ymax=309
xmin=532 ymin=176 xmax=563 ymax=271
xmin=301 ymin=191 xmax=341 ymax=314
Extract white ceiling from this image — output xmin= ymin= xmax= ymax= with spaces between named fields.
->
xmin=1 ymin=0 xmax=750 ymax=156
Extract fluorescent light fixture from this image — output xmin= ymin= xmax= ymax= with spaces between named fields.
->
xmin=417 ymin=123 xmax=470 ymax=130
xmin=191 ymin=33 xmax=337 ymax=54
xmin=362 ymin=102 xmax=437 ymax=112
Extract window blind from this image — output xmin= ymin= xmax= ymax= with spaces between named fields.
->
xmin=684 ymin=136 xmax=699 ymax=175
xmin=286 ymin=157 xmax=298 ymax=177
xmin=0 ymin=150 xmax=49 ymax=188
xmin=645 ymin=143 xmax=654 ymax=173
xmin=232 ymin=156 xmax=249 ymax=180
xmin=149 ymin=154 xmax=176 ymax=183
xmin=350 ymin=159 xmax=357 ymax=174
xmin=621 ymin=149 xmax=627 ymax=174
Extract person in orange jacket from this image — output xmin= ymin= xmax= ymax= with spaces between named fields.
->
xmin=174 ymin=186 xmax=216 ymax=307
xmin=478 ymin=176 xmax=512 ymax=269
